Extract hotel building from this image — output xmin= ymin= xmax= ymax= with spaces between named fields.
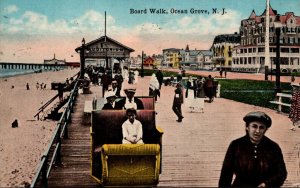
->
xmin=231 ymin=6 xmax=300 ymax=73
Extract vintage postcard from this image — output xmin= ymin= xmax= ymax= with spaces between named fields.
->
xmin=0 ymin=0 xmax=300 ymax=187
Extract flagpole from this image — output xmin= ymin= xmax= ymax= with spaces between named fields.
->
xmin=265 ymin=0 xmax=270 ymax=80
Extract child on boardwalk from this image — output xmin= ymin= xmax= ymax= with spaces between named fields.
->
xmin=122 ymin=108 xmax=144 ymax=144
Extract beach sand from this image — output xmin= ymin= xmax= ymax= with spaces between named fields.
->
xmin=0 ymin=68 xmax=80 ymax=187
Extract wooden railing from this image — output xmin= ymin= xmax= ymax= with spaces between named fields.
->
xmin=34 ymin=72 xmax=79 ymax=120
xmin=34 ymin=94 xmax=59 ymax=120
xmin=269 ymin=92 xmax=292 ymax=112
xmin=30 ymin=80 xmax=80 ymax=188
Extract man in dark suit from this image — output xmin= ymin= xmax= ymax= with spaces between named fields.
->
xmin=114 ymin=71 xmax=123 ymax=97
xmin=115 ymin=88 xmax=144 ymax=110
xmin=155 ymin=69 xmax=164 ymax=89
xmin=173 ymin=83 xmax=184 ymax=122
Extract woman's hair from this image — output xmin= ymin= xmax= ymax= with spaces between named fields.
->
xmin=126 ymin=108 xmax=137 ymax=116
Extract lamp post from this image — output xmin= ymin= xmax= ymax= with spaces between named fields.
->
xmin=80 ymin=38 xmax=85 ymax=79
xmin=274 ymin=15 xmax=281 ymax=93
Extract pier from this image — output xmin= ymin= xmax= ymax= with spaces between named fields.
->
xmin=0 ymin=62 xmax=67 ymax=70
xmin=39 ymin=75 xmax=300 ymax=187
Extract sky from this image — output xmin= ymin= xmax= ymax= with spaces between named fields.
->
xmin=0 ymin=0 xmax=299 ymax=63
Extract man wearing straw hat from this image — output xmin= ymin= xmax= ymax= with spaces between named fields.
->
xmin=115 ymin=88 xmax=144 ymax=110
xmin=102 ymin=90 xmax=117 ymax=110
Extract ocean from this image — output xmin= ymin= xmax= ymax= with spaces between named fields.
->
xmin=0 ymin=69 xmax=38 ymax=78
xmin=0 ymin=68 xmax=66 ymax=78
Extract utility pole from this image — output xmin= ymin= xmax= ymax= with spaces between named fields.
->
xmin=80 ymin=38 xmax=85 ymax=79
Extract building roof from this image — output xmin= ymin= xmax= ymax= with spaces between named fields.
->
xmin=144 ymin=56 xmax=155 ymax=61
xmin=75 ymin=35 xmax=134 ymax=52
xmin=246 ymin=5 xmax=300 ymax=25
xmin=249 ymin=10 xmax=256 ymax=19
xmin=212 ymin=33 xmax=241 ymax=44
xmin=44 ymin=54 xmax=66 ymax=64
xmin=260 ymin=5 xmax=277 ymax=17
xmin=162 ymin=48 xmax=181 ymax=52
xmin=189 ymin=50 xmax=201 ymax=56
xmin=199 ymin=50 xmax=213 ymax=56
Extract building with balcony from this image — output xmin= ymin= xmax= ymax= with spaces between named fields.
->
xmin=162 ymin=48 xmax=182 ymax=68
xmin=211 ymin=33 xmax=241 ymax=71
xmin=163 ymin=45 xmax=213 ymax=70
xmin=232 ymin=6 xmax=300 ymax=73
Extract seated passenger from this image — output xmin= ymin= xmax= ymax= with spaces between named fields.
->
xmin=115 ymin=88 xmax=144 ymax=110
xmin=122 ymin=108 xmax=144 ymax=144
xmin=102 ymin=91 xmax=117 ymax=110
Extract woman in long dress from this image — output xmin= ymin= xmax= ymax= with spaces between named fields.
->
xmin=185 ymin=76 xmax=198 ymax=112
xmin=134 ymin=69 xmax=139 ymax=84
xmin=195 ymin=76 xmax=206 ymax=112
xmin=149 ymin=73 xmax=160 ymax=102
xmin=289 ymin=83 xmax=300 ymax=130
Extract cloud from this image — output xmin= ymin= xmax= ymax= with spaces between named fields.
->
xmin=177 ymin=16 xmax=193 ymax=27
xmin=1 ymin=10 xmax=116 ymax=35
xmin=0 ymin=7 xmax=243 ymax=62
xmin=3 ymin=5 xmax=19 ymax=14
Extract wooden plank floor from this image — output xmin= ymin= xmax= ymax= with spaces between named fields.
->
xmin=47 ymin=88 xmax=99 ymax=188
xmin=47 ymin=78 xmax=300 ymax=187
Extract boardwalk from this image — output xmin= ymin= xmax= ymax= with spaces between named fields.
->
xmin=48 ymin=76 xmax=300 ymax=187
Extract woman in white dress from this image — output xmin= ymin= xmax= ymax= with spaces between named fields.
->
xmin=123 ymin=68 xmax=129 ymax=82
xmin=185 ymin=76 xmax=197 ymax=111
xmin=134 ymin=69 xmax=139 ymax=84
xmin=149 ymin=73 xmax=160 ymax=102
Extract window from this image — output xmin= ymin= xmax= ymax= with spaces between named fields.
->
xmin=258 ymin=48 xmax=265 ymax=52
xmin=291 ymin=48 xmax=299 ymax=53
xmin=248 ymin=57 xmax=252 ymax=64
xmin=281 ymin=48 xmax=289 ymax=53
xmin=270 ymin=48 xmax=276 ymax=52
xmin=280 ymin=57 xmax=289 ymax=65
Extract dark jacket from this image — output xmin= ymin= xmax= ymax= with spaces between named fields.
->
xmin=102 ymin=103 xmax=115 ymax=110
xmin=114 ymin=98 xmax=144 ymax=110
xmin=173 ymin=87 xmax=183 ymax=105
xmin=156 ymin=71 xmax=164 ymax=85
xmin=186 ymin=80 xmax=196 ymax=98
xmin=219 ymin=135 xmax=287 ymax=187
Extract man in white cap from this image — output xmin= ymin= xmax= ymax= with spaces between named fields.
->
xmin=102 ymin=91 xmax=117 ymax=109
xmin=115 ymin=88 xmax=144 ymax=110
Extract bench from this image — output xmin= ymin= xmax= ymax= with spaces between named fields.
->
xmin=83 ymin=100 xmax=93 ymax=124
xmin=93 ymin=96 xmax=155 ymax=110
xmin=90 ymin=110 xmax=163 ymax=186
xmin=100 ymin=144 xmax=160 ymax=186
xmin=269 ymin=93 xmax=292 ymax=112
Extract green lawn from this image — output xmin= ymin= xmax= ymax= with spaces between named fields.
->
xmin=139 ymin=69 xmax=293 ymax=112
xmin=218 ymin=79 xmax=292 ymax=113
